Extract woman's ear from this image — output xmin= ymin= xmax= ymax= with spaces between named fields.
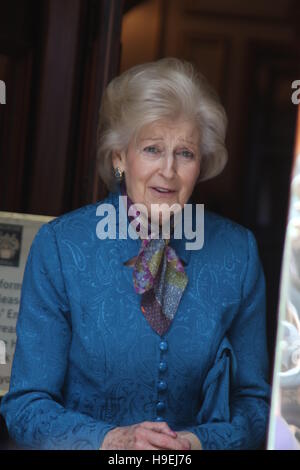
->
xmin=112 ymin=150 xmax=126 ymax=171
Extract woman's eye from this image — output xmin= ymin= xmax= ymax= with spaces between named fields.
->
xmin=144 ymin=146 xmax=160 ymax=154
xmin=177 ymin=149 xmax=194 ymax=159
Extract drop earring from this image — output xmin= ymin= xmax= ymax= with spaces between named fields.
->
xmin=114 ymin=167 xmax=124 ymax=182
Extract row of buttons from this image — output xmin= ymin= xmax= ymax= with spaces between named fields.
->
xmin=156 ymin=340 xmax=168 ymax=421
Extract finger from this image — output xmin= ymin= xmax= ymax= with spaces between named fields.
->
xmin=140 ymin=424 xmax=177 ymax=439
xmin=141 ymin=421 xmax=177 ymax=437
xmin=140 ymin=428 xmax=190 ymax=450
xmin=176 ymin=436 xmax=191 ymax=449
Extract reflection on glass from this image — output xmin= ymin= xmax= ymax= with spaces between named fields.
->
xmin=268 ymin=106 xmax=300 ymax=449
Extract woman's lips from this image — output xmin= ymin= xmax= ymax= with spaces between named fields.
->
xmin=150 ymin=187 xmax=176 ymax=197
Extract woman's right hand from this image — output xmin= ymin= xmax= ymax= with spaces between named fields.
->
xmin=100 ymin=421 xmax=191 ymax=450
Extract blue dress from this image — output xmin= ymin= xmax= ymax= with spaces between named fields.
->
xmin=0 ymin=187 xmax=270 ymax=449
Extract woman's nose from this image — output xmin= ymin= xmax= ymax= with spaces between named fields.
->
xmin=159 ymin=153 xmax=176 ymax=179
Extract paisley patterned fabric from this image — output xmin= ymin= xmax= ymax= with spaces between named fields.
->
xmin=0 ymin=185 xmax=270 ymax=450
xmin=133 ymin=238 xmax=188 ymax=336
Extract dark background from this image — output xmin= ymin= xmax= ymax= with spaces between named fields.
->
xmin=0 ymin=0 xmax=300 ymax=448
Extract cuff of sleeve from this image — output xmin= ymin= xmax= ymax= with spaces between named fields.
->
xmin=98 ymin=424 xmax=118 ymax=450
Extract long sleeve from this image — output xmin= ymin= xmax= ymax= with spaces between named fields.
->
xmin=185 ymin=229 xmax=270 ymax=449
xmin=0 ymin=224 xmax=116 ymax=449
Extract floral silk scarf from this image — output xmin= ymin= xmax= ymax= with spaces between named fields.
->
xmin=121 ymin=181 xmax=188 ymax=336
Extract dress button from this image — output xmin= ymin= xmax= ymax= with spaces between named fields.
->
xmin=156 ymin=401 xmax=165 ymax=412
xmin=159 ymin=341 xmax=168 ymax=351
xmin=158 ymin=380 xmax=167 ymax=391
xmin=159 ymin=361 xmax=167 ymax=372
xmin=155 ymin=416 xmax=164 ymax=422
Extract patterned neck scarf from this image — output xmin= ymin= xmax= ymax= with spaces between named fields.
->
xmin=121 ymin=181 xmax=188 ymax=336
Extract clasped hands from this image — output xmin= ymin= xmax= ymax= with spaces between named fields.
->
xmin=101 ymin=421 xmax=201 ymax=450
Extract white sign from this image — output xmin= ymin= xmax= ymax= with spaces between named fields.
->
xmin=0 ymin=212 xmax=53 ymax=395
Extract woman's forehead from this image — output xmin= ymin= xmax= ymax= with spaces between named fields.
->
xmin=136 ymin=118 xmax=199 ymax=143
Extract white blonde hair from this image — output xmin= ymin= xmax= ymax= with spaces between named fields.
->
xmin=97 ymin=57 xmax=228 ymax=191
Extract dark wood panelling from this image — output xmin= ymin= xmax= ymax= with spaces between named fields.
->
xmin=26 ymin=0 xmax=83 ymax=216
xmin=180 ymin=34 xmax=231 ymax=104
xmin=0 ymin=0 xmax=124 ymax=216
xmin=0 ymin=0 xmax=38 ymax=53
xmin=72 ymin=0 xmax=123 ymax=208
xmin=0 ymin=0 xmax=40 ymax=212
xmin=123 ymin=0 xmax=146 ymax=14
xmin=183 ymin=0 xmax=294 ymax=24
xmin=0 ymin=53 xmax=33 ymax=210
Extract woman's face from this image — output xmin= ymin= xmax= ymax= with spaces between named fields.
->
xmin=113 ymin=117 xmax=201 ymax=221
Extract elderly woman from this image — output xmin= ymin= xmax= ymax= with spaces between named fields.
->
xmin=0 ymin=58 xmax=270 ymax=450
